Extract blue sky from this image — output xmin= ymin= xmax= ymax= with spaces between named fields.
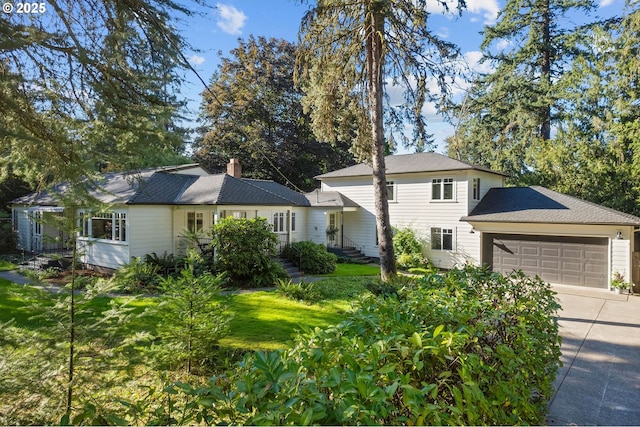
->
xmin=178 ymin=0 xmax=625 ymax=153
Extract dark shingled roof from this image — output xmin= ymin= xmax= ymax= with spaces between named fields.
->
xmin=462 ymin=186 xmax=640 ymax=225
xmin=304 ymin=189 xmax=360 ymax=207
xmin=316 ymin=152 xmax=506 ymax=179
xmin=11 ymin=169 xmax=158 ymax=206
xmin=13 ymin=167 xmax=311 ymax=207
xmin=127 ymin=173 xmax=311 ymax=206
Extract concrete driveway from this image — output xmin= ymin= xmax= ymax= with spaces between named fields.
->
xmin=547 ymin=284 xmax=640 ymax=425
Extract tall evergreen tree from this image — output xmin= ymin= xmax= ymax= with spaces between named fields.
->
xmin=296 ymin=0 xmax=463 ymax=280
xmin=448 ymin=0 xmax=597 ymax=180
xmin=194 ymin=36 xmax=355 ymax=191
xmin=0 ymin=0 xmax=199 ymax=191
xmin=530 ymin=3 xmax=640 ymax=215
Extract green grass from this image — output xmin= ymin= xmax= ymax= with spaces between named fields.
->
xmin=0 ymin=278 xmax=351 ymax=352
xmin=321 ymin=263 xmax=381 ymax=277
xmin=221 ymin=291 xmax=350 ymax=350
xmin=0 ymin=259 xmax=16 ymax=271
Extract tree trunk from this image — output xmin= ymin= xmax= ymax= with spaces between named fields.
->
xmin=366 ymin=4 xmax=396 ymax=281
xmin=540 ymin=0 xmax=552 ymax=141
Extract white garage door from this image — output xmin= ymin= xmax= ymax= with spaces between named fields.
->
xmin=483 ymin=234 xmax=608 ymax=288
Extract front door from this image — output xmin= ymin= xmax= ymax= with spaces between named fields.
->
xmin=327 ymin=212 xmax=342 ymax=247
xmin=31 ymin=210 xmax=43 ymax=252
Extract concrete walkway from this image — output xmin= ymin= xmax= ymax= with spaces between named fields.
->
xmin=547 ymin=284 xmax=640 ymax=425
xmin=0 ymin=269 xmax=33 ymax=285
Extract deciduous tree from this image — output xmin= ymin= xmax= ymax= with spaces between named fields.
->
xmin=194 ymin=36 xmax=355 ymax=191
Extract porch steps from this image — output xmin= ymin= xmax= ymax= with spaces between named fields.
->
xmin=327 ymin=247 xmax=372 ymax=263
xmin=277 ymin=258 xmax=304 ymax=279
xmin=24 ymin=255 xmax=72 ymax=271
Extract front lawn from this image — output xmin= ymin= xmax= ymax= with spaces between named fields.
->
xmin=0 ymin=277 xmax=354 ymax=351
xmin=320 ymin=262 xmax=380 ymax=277
xmin=221 ymin=291 xmax=350 ymax=350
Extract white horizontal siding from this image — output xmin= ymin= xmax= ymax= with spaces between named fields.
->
xmin=128 ymin=206 xmax=173 ymax=259
xmin=12 ymin=208 xmax=30 ymax=251
xmin=321 ymin=172 xmax=479 ymax=267
xmin=611 ymin=238 xmax=631 ymax=284
xmin=78 ymin=239 xmax=130 ymax=270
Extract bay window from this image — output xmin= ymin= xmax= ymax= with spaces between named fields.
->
xmin=80 ymin=211 xmax=127 ymax=242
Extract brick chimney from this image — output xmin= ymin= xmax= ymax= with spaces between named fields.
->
xmin=227 ymin=158 xmax=242 ymax=178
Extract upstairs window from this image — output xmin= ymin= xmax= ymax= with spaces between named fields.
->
xmin=432 ymin=178 xmax=454 ymax=200
xmin=386 ymin=181 xmax=396 ymax=202
xmin=472 ymin=178 xmax=481 ymax=201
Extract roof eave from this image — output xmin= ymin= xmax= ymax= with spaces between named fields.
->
xmin=462 ymin=217 xmax=640 ymax=226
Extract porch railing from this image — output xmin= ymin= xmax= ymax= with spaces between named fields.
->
xmin=342 ymin=235 xmax=362 ymax=252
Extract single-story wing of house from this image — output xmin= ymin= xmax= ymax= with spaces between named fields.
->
xmin=11 ymin=154 xmax=640 ymax=289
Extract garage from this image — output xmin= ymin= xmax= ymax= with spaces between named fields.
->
xmin=483 ymin=234 xmax=608 ymax=288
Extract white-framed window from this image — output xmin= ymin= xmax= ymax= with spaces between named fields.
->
xmin=431 ymin=227 xmax=454 ymax=251
xmin=273 ymin=212 xmax=286 ymax=233
xmin=386 ymin=181 xmax=396 ymax=202
xmin=291 ymin=212 xmax=296 ymax=231
xmin=187 ymin=212 xmax=204 ymax=233
xmin=432 ymin=178 xmax=454 ymax=200
xmin=232 ymin=211 xmax=247 ymax=219
xmin=79 ymin=211 xmax=127 ymax=241
xmin=472 ymin=178 xmax=481 ymax=201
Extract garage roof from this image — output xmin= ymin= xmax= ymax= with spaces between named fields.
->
xmin=462 ymin=186 xmax=640 ymax=225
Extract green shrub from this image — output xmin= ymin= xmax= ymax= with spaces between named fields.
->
xmin=393 ymin=227 xmax=429 ymax=269
xmin=276 ymin=278 xmax=321 ymax=302
xmin=158 ymin=265 xmax=562 ymax=425
xmin=112 ymin=257 xmax=160 ymax=294
xmin=281 ymin=241 xmax=337 ymax=274
xmin=210 ymin=217 xmax=285 ymax=287
xmin=144 ymin=252 xmax=184 ymax=276
xmin=0 ymin=217 xmax=17 ymax=254
xmin=392 ymin=227 xmax=422 ymax=255
xmin=153 ymin=250 xmax=230 ymax=375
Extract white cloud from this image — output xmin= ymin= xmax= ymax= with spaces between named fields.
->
xmin=188 ymin=55 xmax=205 ymax=66
xmin=599 ymin=0 xmax=615 ymax=6
xmin=427 ymin=0 xmax=499 ymax=24
xmin=216 ymin=3 xmax=247 ymax=35
xmin=465 ymin=0 xmax=500 ymax=24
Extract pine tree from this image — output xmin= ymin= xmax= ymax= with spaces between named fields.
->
xmin=296 ymin=0 xmax=464 ymax=280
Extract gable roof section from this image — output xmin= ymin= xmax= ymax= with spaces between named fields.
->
xmin=316 ymin=152 xmax=505 ymax=179
xmin=13 ymin=166 xmax=311 ymax=207
xmin=128 ymin=173 xmax=310 ymax=206
xmin=11 ymin=169 xmax=159 ymax=206
xmin=462 ymin=186 xmax=640 ymax=226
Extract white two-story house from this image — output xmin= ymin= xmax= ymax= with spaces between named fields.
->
xmin=315 ymin=152 xmax=640 ymax=289
xmin=11 ymin=153 xmax=640 ymax=289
